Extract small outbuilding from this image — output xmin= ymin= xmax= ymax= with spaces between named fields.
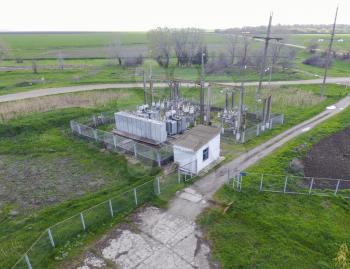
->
xmin=173 ymin=125 xmax=221 ymax=175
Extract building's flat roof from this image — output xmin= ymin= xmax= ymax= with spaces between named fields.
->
xmin=173 ymin=125 xmax=221 ymax=152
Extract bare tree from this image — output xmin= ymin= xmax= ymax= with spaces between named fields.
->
xmin=172 ymin=28 xmax=204 ymax=66
xmin=32 ymin=59 xmax=38 ymax=74
xmin=281 ymin=49 xmax=297 ymax=69
xmin=307 ymin=42 xmax=319 ymax=54
xmin=57 ymin=51 xmax=64 ymax=70
xmin=237 ymin=35 xmax=251 ymax=69
xmin=270 ymin=41 xmax=283 ymax=66
xmin=226 ymin=34 xmax=238 ymax=65
xmin=173 ymin=28 xmax=190 ymax=66
xmin=148 ymin=27 xmax=172 ymax=68
xmin=0 ymin=40 xmax=6 ymax=61
xmin=107 ymin=39 xmax=122 ymax=66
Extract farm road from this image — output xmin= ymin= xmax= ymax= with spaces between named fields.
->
xmin=76 ymin=95 xmax=350 ymax=269
xmin=1 ymin=77 xmax=350 ymax=103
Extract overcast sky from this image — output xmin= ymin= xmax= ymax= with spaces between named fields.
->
xmin=0 ymin=0 xmax=349 ymax=31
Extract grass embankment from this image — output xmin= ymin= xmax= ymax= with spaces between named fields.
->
xmin=199 ymin=102 xmax=350 ymax=269
xmin=0 ymin=89 xmax=161 ymax=268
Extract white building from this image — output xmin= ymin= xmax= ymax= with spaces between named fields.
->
xmin=173 ymin=125 xmax=221 ymax=175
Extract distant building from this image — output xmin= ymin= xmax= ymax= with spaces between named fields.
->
xmin=318 ymin=38 xmax=324 ymax=42
xmin=338 ymin=39 xmax=344 ymax=42
xmin=173 ymin=125 xmax=221 ymax=175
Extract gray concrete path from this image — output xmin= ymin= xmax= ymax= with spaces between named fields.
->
xmin=76 ymin=95 xmax=350 ymax=269
xmin=1 ymin=77 xmax=349 ymax=103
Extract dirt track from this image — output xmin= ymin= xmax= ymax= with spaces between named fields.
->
xmin=1 ymin=77 xmax=349 ymax=103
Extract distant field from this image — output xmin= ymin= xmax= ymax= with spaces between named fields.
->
xmin=284 ymin=33 xmax=350 ymax=52
xmin=0 ymin=32 xmax=348 ymax=97
xmin=0 ymin=32 xmax=229 ymax=59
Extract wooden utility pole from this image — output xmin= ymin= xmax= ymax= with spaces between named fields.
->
xmin=149 ymin=64 xmax=154 ymax=105
xmin=253 ymin=13 xmax=282 ymax=102
xmin=200 ymin=49 xmax=205 ymax=124
xmin=321 ymin=6 xmax=339 ymax=97
xmin=143 ymin=70 xmax=147 ymax=105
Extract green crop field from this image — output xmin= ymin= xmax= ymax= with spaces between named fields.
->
xmin=0 ymin=31 xmax=348 ymax=97
xmin=284 ymin=33 xmax=350 ymax=52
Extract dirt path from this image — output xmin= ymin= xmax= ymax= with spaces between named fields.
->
xmin=1 ymin=77 xmax=349 ymax=103
xmin=75 ymin=96 xmax=350 ymax=269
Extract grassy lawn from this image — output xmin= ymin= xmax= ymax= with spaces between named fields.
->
xmin=0 ymin=88 xmax=163 ymax=268
xmin=199 ymin=102 xmax=350 ymax=269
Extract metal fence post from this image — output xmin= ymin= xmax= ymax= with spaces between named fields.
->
xmin=93 ymin=129 xmax=98 ymax=141
xmin=157 ymin=152 xmax=161 ymax=167
xmin=227 ymin=168 xmax=230 ymax=181
xmin=241 ymin=131 xmax=246 ymax=143
xmin=134 ymin=188 xmax=138 ymax=205
xmin=283 ymin=176 xmax=288 ymax=193
xmin=156 ymin=177 xmax=161 ymax=195
xmin=133 ymin=143 xmax=137 ymax=157
xmin=177 ymin=169 xmax=181 ymax=184
xmin=80 ymin=212 xmax=86 ymax=231
xmin=309 ymin=178 xmax=314 ymax=195
xmin=256 ymin=124 xmax=260 ymax=136
xmin=113 ymin=135 xmax=117 ymax=148
xmin=334 ymin=179 xmax=341 ymax=196
xmin=260 ymin=174 xmax=264 ymax=191
xmin=24 ymin=254 xmax=33 ymax=269
xmin=109 ymin=199 xmax=114 ymax=217
xmin=77 ymin=124 xmax=82 ymax=135
xmin=70 ymin=121 xmax=74 ymax=132
xmin=47 ymin=228 xmax=55 ymax=248
xmin=281 ymin=114 xmax=284 ymax=124
xmin=239 ymin=175 xmax=242 ymax=192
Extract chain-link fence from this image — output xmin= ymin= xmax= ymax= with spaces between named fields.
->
xmin=11 ymin=160 xmax=200 ymax=269
xmin=242 ymin=114 xmax=284 ymax=143
xmin=227 ymin=172 xmax=350 ymax=198
xmin=70 ymin=113 xmax=173 ymax=167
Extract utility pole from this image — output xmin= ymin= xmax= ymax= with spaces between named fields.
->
xmin=149 ymin=64 xmax=154 ymax=105
xmin=206 ymin=86 xmax=211 ymax=125
xmin=321 ymin=6 xmax=339 ymax=97
xmin=143 ymin=70 xmax=147 ymax=105
xmin=253 ymin=13 xmax=282 ymax=102
xmin=200 ymin=49 xmax=205 ymax=124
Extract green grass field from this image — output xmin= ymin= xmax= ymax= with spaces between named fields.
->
xmin=0 ymin=32 xmax=349 ymax=97
xmin=284 ymin=33 xmax=350 ymax=52
xmin=199 ymin=102 xmax=350 ymax=269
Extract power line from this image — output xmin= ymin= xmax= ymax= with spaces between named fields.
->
xmin=321 ymin=6 xmax=339 ymax=97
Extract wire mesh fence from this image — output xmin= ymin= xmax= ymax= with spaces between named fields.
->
xmin=221 ymin=113 xmax=284 ymax=143
xmin=70 ymin=113 xmax=173 ymax=167
xmin=11 ymin=161 xmax=197 ymax=269
xmin=227 ymin=172 xmax=350 ymax=199
xmin=242 ymin=114 xmax=284 ymax=143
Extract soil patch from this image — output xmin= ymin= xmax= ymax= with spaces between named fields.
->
xmin=303 ymin=127 xmax=350 ymax=181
